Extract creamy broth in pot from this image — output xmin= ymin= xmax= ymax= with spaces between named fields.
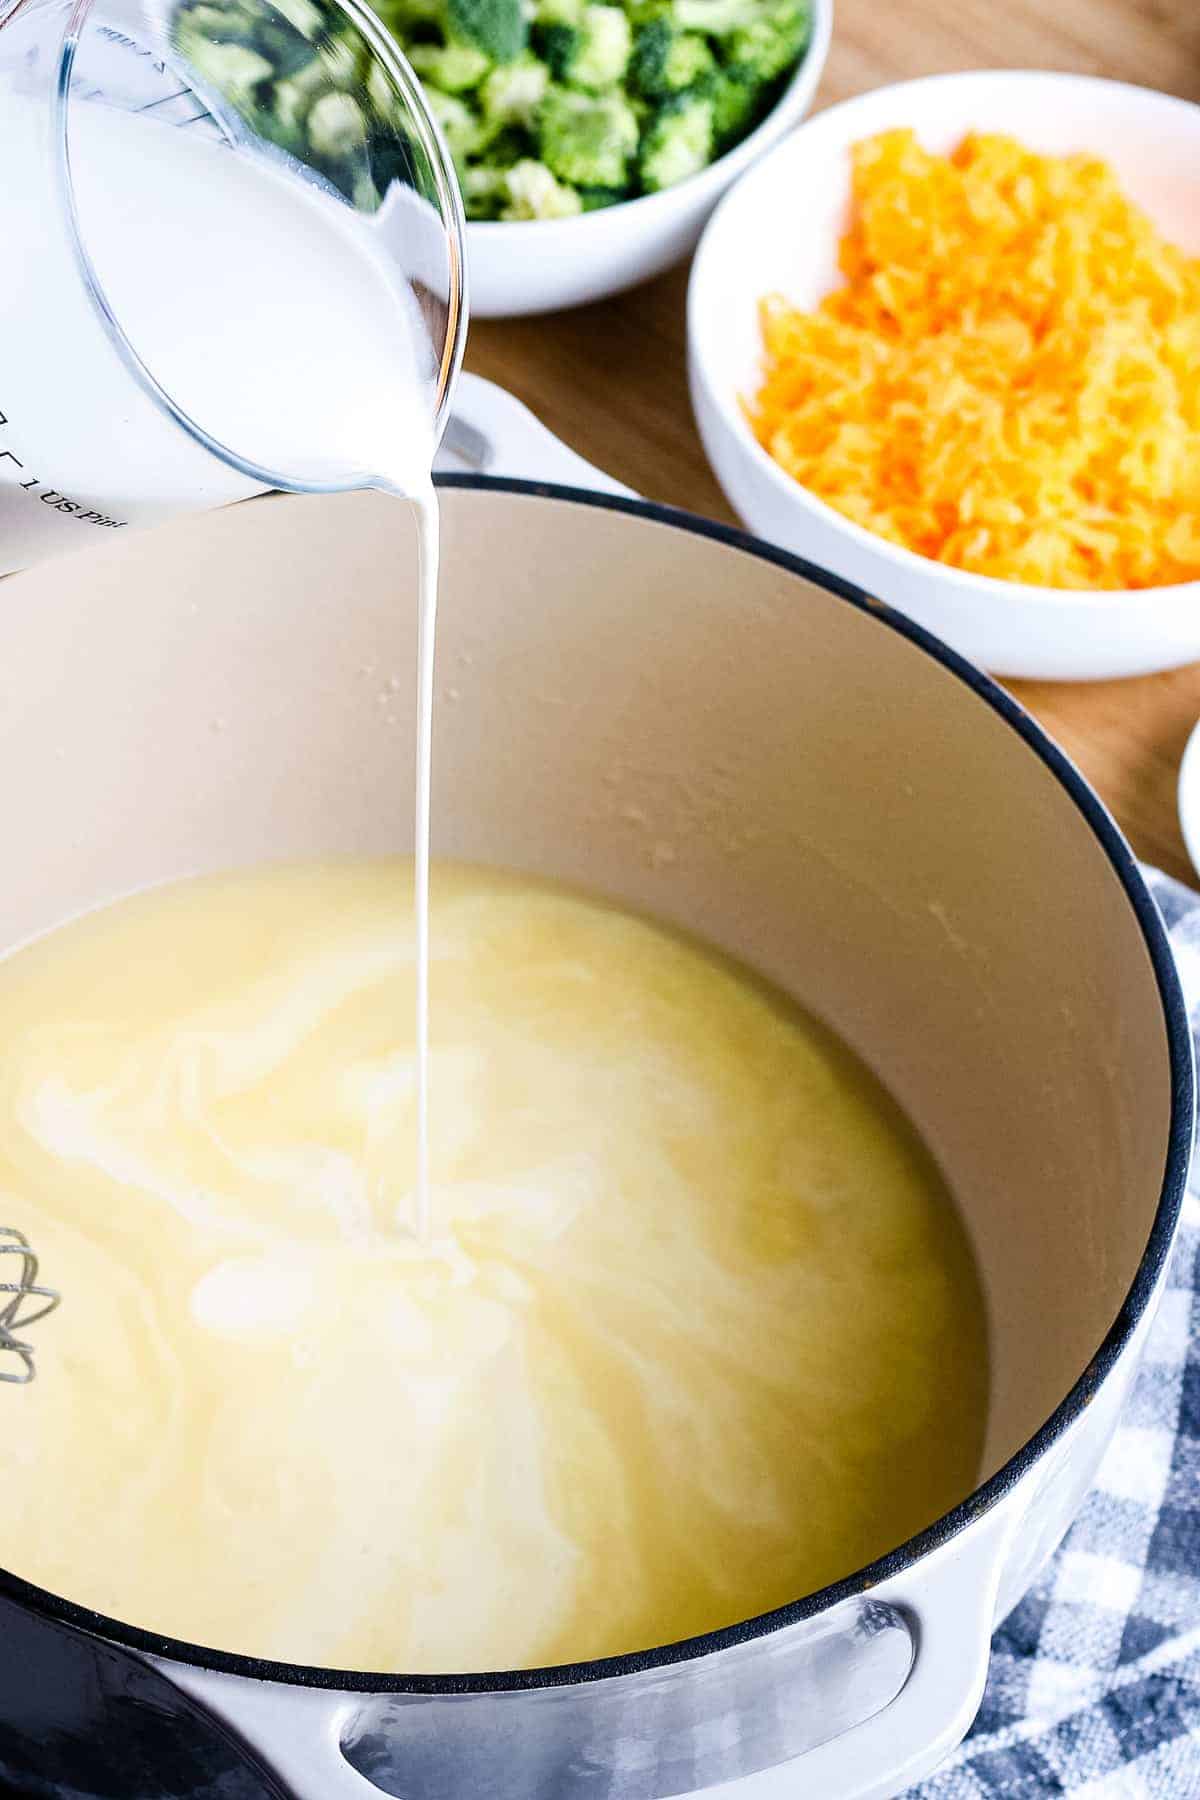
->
xmin=4 ymin=860 xmax=986 ymax=1669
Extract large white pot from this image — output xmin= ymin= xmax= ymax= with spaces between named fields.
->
xmin=0 ymin=428 xmax=1190 ymax=1797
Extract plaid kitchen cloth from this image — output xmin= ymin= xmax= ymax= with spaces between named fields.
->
xmin=911 ymin=867 xmax=1200 ymax=1799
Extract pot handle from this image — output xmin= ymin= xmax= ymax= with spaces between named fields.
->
xmin=436 ymin=373 xmax=638 ymax=499
xmin=719 ymin=1508 xmax=1015 ymax=1800
xmin=170 ymin=1504 xmax=1013 ymax=1800
xmin=145 ymin=1666 xmax=390 ymax=1800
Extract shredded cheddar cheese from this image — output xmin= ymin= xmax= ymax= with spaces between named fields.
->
xmin=749 ymin=131 xmax=1200 ymax=589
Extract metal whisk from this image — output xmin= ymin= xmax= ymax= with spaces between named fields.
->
xmin=0 ymin=1229 xmax=59 ymax=1384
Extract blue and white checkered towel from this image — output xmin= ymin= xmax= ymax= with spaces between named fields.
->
xmin=912 ymin=868 xmax=1200 ymax=1799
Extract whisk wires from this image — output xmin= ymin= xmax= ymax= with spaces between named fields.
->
xmin=0 ymin=1228 xmax=60 ymax=1384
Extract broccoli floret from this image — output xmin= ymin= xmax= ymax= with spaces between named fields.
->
xmin=578 ymin=183 xmax=629 ymax=209
xmin=479 ymin=53 xmax=550 ymax=125
xmin=728 ymin=1 xmax=808 ymax=77
xmin=307 ymin=88 xmax=368 ymax=154
xmin=676 ymin=0 xmax=809 ymax=80
xmin=483 ymin=122 xmax=539 ymax=159
xmin=501 ymin=157 xmax=584 ymax=218
xmin=373 ymin=0 xmax=443 ymax=32
xmin=175 ymin=2 xmax=260 ymax=47
xmin=703 ymin=61 xmax=763 ymax=142
xmin=638 ymin=88 xmax=713 ymax=189
xmin=408 ymin=37 xmax=492 ymax=91
xmin=425 ymin=86 xmax=487 ymax=167
xmin=272 ymin=71 xmax=314 ymax=133
xmin=539 ymin=22 xmax=577 ymax=80
xmin=271 ymin=0 xmax=324 ymax=38
xmin=182 ymin=38 xmax=275 ymax=99
xmin=253 ymin=48 xmax=344 ymax=149
xmin=628 ymin=17 xmax=713 ymax=98
xmin=571 ymin=3 xmax=632 ymax=90
xmin=461 ymin=161 xmax=510 ymax=217
xmin=320 ymin=32 xmax=362 ymax=88
xmin=267 ymin=28 xmax=355 ymax=94
xmin=537 ymin=85 xmax=638 ymax=187
xmin=540 ymin=5 xmax=631 ymax=91
xmin=674 ymin=0 xmax=750 ymax=30
xmin=447 ymin=0 xmax=527 ymax=63
xmin=532 ymin=0 xmax=585 ymax=22
xmin=623 ymin=0 xmax=669 ymax=25
xmin=251 ymin=17 xmax=320 ymax=78
xmin=365 ymin=52 xmax=410 ymax=118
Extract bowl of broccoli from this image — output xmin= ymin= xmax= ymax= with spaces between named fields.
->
xmin=411 ymin=0 xmax=831 ymax=314
xmin=171 ymin=0 xmax=829 ymax=315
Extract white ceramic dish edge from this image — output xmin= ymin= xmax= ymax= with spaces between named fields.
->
xmin=687 ymin=70 xmax=1200 ymax=682
xmin=1177 ymin=717 xmax=1200 ymax=882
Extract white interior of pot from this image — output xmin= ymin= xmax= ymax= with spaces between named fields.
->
xmin=0 ymin=486 xmax=1172 ymax=1485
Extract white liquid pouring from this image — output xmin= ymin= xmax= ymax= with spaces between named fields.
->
xmin=411 ymin=496 xmax=439 ymax=1243
xmin=59 ymin=106 xmax=445 ymax=1239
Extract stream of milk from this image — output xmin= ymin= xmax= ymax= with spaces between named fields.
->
xmin=412 ymin=500 xmax=439 ymax=1242
xmin=1 ymin=97 xmax=444 ymax=1236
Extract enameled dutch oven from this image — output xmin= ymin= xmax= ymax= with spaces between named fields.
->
xmin=0 ymin=442 xmax=1191 ymax=1799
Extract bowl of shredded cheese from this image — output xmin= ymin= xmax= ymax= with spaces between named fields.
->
xmin=688 ymin=71 xmax=1200 ymax=679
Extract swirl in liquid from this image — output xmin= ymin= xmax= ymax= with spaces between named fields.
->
xmin=2 ymin=860 xmax=986 ymax=1670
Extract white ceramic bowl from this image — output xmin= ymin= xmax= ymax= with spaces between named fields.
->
xmin=464 ymin=0 xmax=832 ymax=319
xmin=1177 ymin=715 xmax=1200 ymax=881
xmin=688 ymin=71 xmax=1200 ymax=681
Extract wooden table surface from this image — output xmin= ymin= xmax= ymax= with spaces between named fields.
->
xmin=466 ymin=0 xmax=1200 ymax=886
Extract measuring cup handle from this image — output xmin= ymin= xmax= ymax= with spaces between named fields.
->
xmin=437 ymin=374 xmax=638 ymax=498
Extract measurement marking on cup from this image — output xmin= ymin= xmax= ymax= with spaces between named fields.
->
xmin=136 ymin=87 xmax=192 ymax=110
xmin=1 ymin=406 xmax=128 ymax=529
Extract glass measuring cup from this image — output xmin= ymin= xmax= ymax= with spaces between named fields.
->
xmin=0 ymin=0 xmax=467 ymax=575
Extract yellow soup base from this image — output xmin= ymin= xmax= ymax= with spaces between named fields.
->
xmin=1 ymin=860 xmax=987 ymax=1671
